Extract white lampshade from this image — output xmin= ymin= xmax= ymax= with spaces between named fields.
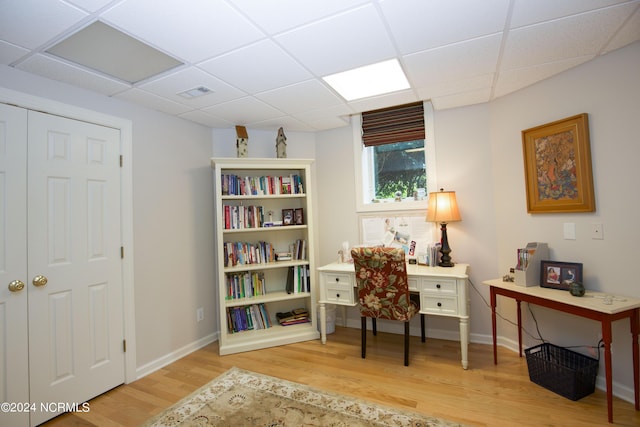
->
xmin=426 ymin=190 xmax=461 ymax=223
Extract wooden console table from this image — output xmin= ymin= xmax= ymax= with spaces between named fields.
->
xmin=483 ymin=279 xmax=640 ymax=423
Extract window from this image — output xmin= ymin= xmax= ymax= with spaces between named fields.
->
xmin=353 ymin=101 xmax=436 ymax=212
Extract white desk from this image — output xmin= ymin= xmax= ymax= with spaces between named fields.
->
xmin=317 ymin=262 xmax=470 ymax=369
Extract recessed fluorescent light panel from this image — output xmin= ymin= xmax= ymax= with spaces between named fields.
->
xmin=322 ymin=59 xmax=410 ymax=101
xmin=46 ymin=21 xmax=183 ymax=84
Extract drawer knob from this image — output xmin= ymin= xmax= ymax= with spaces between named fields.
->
xmin=436 ymin=284 xmax=441 ymax=289
xmin=437 ymin=302 xmax=442 ymax=307
xmin=336 ymin=293 xmax=340 ymax=298
xmin=335 ymin=277 xmax=339 ymax=282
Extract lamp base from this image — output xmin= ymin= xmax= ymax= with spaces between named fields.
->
xmin=438 ymin=222 xmax=455 ymax=267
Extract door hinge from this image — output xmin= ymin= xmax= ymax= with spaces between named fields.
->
xmin=120 ymin=155 xmax=123 ymax=167
xmin=123 ymin=339 xmax=127 ymax=352
xmin=121 ymin=246 xmax=124 ymax=259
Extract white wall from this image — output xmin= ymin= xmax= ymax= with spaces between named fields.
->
xmin=488 ymin=41 xmax=640 ymax=400
xmin=0 ymin=65 xmax=216 ymax=374
xmin=316 ymin=41 xmax=640 ymax=401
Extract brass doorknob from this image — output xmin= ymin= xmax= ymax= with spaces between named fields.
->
xmin=32 ymin=275 xmax=48 ymax=287
xmin=8 ymin=280 xmax=25 ymax=292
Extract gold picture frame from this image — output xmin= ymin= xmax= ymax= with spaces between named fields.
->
xmin=522 ymin=113 xmax=595 ymax=213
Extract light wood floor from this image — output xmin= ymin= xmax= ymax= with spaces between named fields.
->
xmin=43 ymin=326 xmax=639 ymax=426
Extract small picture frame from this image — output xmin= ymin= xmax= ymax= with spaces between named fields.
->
xmin=540 ymin=260 xmax=583 ymax=290
xmin=282 ymin=209 xmax=294 ymax=225
xmin=294 ymin=208 xmax=304 ymax=225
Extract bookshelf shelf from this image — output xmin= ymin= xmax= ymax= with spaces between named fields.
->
xmin=211 ymin=158 xmax=319 ymax=355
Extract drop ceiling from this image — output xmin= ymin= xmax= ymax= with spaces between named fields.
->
xmin=1 ymin=0 xmax=639 ymax=132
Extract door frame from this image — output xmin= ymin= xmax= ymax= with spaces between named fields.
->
xmin=0 ymin=87 xmax=137 ymax=384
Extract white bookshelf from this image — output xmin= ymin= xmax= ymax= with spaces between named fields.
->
xmin=211 ymin=158 xmax=319 ymax=355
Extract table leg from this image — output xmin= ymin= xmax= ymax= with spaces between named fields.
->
xmin=516 ymin=300 xmax=522 ymax=357
xmin=319 ymin=303 xmax=327 ymax=344
xmin=631 ymin=308 xmax=640 ymax=411
xmin=490 ymin=287 xmax=497 ymax=364
xmin=460 ymin=316 xmax=469 ymax=369
xmin=602 ymin=319 xmax=613 ymax=423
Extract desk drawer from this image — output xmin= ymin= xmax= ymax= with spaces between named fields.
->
xmin=321 ymin=273 xmax=355 ymax=305
xmin=421 ymin=278 xmax=457 ymax=294
xmin=421 ymin=295 xmax=458 ymax=315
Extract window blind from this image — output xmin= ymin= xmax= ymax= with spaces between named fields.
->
xmin=361 ymin=101 xmax=425 ymax=147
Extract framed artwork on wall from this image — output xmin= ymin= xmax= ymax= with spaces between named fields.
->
xmin=522 ymin=113 xmax=595 ymax=213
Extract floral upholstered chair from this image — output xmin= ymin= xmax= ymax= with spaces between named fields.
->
xmin=351 ymin=247 xmax=425 ymax=366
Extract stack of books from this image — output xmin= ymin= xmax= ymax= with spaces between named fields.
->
xmin=275 ymin=308 xmax=309 ymax=326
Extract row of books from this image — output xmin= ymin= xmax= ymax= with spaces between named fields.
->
xmin=224 ymin=205 xmax=265 ymax=229
xmin=223 ymin=239 xmax=308 ymax=267
xmin=291 ymin=239 xmax=307 ymax=260
xmin=226 ymin=271 xmax=266 ymax=300
xmin=221 ymin=174 xmax=304 ymax=196
xmin=226 ymin=303 xmax=271 ymax=333
xmin=223 ymin=241 xmax=276 ymax=267
xmin=286 ymin=265 xmax=311 ymax=294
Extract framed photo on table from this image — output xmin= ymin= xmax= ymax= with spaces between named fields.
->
xmin=522 ymin=113 xmax=595 ymax=213
xmin=540 ymin=260 xmax=583 ymax=290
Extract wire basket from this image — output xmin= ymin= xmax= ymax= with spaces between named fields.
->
xmin=525 ymin=343 xmax=599 ymax=401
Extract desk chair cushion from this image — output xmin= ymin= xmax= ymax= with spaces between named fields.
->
xmin=351 ymin=247 xmax=418 ymax=322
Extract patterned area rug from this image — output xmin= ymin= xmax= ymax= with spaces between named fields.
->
xmin=142 ymin=367 xmax=466 ymax=426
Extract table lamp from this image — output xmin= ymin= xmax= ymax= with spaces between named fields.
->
xmin=426 ymin=189 xmax=461 ymax=267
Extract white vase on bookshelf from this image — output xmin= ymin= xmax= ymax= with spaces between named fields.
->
xmin=211 ymin=157 xmax=319 ymax=355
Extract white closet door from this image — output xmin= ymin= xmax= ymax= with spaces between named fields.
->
xmin=0 ymin=104 xmax=29 ymax=427
xmin=27 ymin=111 xmax=125 ymax=426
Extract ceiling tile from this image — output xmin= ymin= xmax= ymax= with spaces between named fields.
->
xmin=202 ymin=97 xmax=285 ymax=124
xmin=494 ymin=57 xmax=592 ymax=98
xmin=275 ymin=4 xmax=395 ymax=76
xmin=178 ymin=110 xmax=234 ymax=128
xmin=0 ymin=41 xmax=29 ymax=65
xmin=16 ymin=54 xmax=129 ymax=95
xmin=101 ymin=0 xmax=264 ymax=63
xmin=198 ymin=40 xmax=312 ymax=93
xmin=346 ymin=90 xmax=418 ymax=114
xmin=114 ymin=88 xmax=193 ymax=115
xmin=415 ymin=74 xmax=494 ymax=100
xmin=510 ymin=0 xmax=632 ymax=28
xmin=256 ymin=80 xmax=344 ymax=114
xmin=381 ymin=0 xmax=510 ymax=54
xmin=403 ymin=35 xmax=502 ymax=87
xmin=247 ymin=115 xmax=310 ymax=132
xmin=0 ymin=0 xmax=88 ymax=49
xmin=66 ymin=0 xmax=116 ymax=13
xmin=604 ymin=6 xmax=640 ymax=52
xmin=138 ymin=67 xmax=245 ymax=108
xmin=502 ymin=3 xmax=637 ymax=69
xmin=431 ymin=88 xmax=492 ymax=110
xmin=232 ymin=0 xmax=370 ymax=34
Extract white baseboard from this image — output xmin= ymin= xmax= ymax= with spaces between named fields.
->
xmin=135 ymin=332 xmax=218 ymax=380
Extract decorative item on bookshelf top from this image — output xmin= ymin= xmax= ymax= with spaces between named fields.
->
xmin=276 ymin=127 xmax=287 ymax=158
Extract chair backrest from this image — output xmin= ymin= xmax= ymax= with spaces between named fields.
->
xmin=351 ymin=247 xmax=413 ymax=321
